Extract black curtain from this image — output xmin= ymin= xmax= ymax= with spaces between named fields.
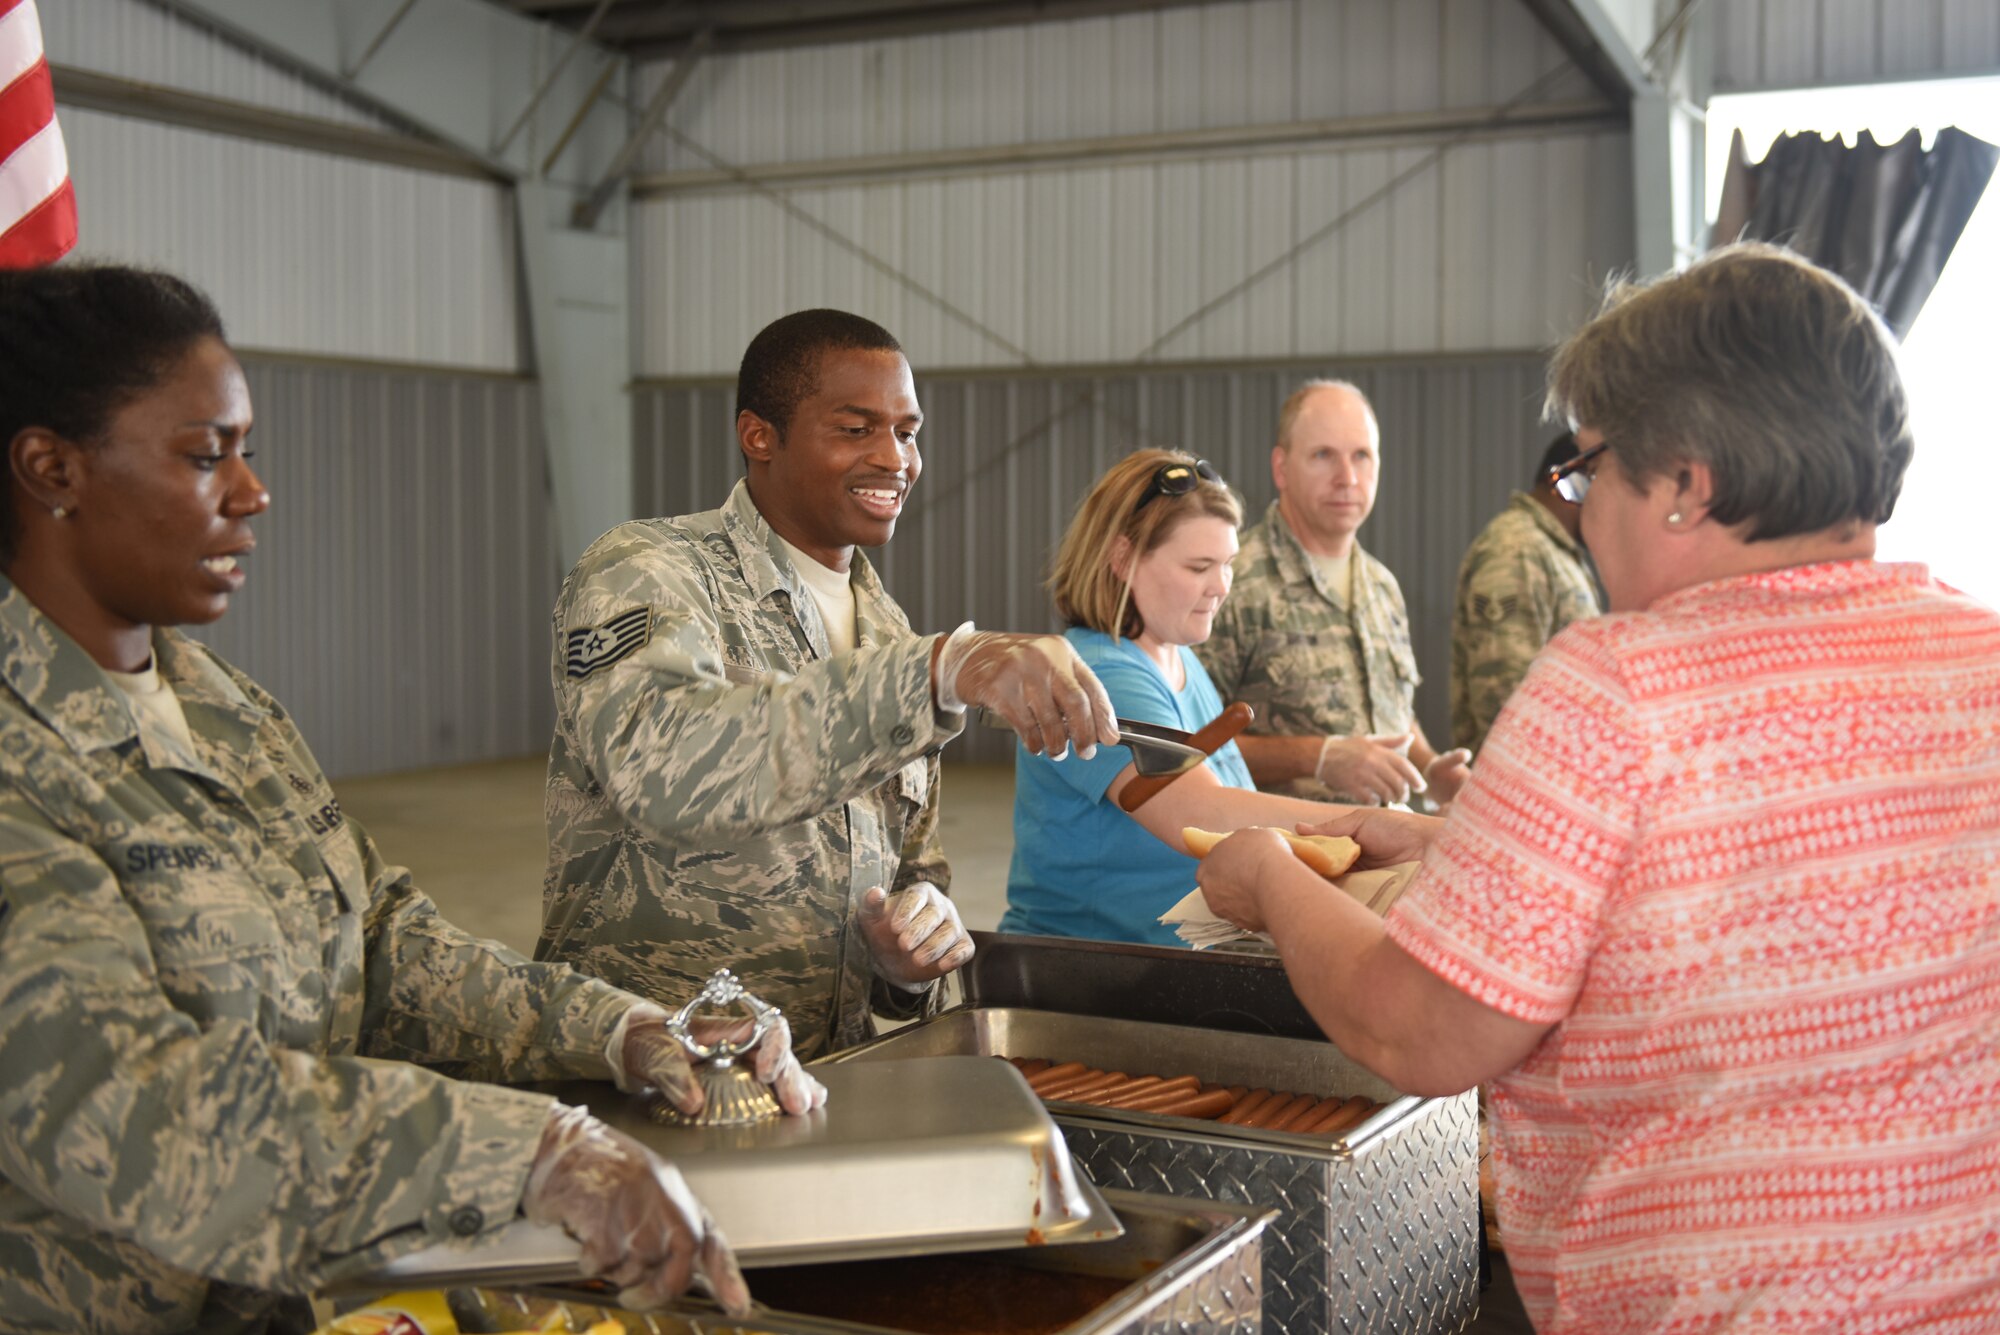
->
xmin=1712 ymin=125 xmax=1999 ymax=340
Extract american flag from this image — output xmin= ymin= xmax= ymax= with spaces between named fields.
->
xmin=0 ymin=0 xmax=75 ymax=268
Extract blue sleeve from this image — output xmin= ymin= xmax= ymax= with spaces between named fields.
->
xmin=1026 ymin=649 xmax=1181 ymax=803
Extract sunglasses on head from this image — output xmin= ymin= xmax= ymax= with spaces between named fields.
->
xmin=1134 ymin=458 xmax=1222 ymax=512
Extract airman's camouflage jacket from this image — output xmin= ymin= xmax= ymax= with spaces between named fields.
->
xmin=1449 ymin=491 xmax=1601 ymax=753
xmin=1195 ymin=502 xmax=1420 ymax=800
xmin=537 ymin=481 xmax=960 ymax=1060
xmin=0 ymin=580 xmax=639 ymax=1335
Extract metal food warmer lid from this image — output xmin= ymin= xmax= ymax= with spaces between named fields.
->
xmin=334 ymin=973 xmax=1120 ymax=1295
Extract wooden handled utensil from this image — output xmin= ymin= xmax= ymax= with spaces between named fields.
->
xmin=1117 ymin=702 xmax=1254 ymax=812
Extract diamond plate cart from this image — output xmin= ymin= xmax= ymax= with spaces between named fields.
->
xmin=832 ymin=935 xmax=1481 ymax=1335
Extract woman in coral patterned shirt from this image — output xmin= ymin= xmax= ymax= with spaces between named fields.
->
xmin=1197 ymin=243 xmax=2000 ymax=1334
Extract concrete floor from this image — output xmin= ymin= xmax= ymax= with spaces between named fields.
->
xmin=339 ymin=756 xmax=1021 ymax=958
xmin=339 ymin=754 xmax=1536 ymax=1333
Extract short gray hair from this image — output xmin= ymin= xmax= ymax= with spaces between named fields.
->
xmin=1276 ymin=378 xmax=1374 ymax=453
xmin=1546 ymin=242 xmax=1912 ymax=542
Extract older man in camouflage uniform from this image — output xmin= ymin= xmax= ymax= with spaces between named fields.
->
xmin=1450 ymin=435 xmax=1602 ymax=754
xmin=1198 ymin=380 xmax=1470 ymax=809
xmin=0 ymin=581 xmax=690 ymax=1333
xmin=538 ymin=310 xmax=1113 ymax=1060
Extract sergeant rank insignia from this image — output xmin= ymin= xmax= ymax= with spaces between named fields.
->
xmin=565 ymin=606 xmax=654 ymax=679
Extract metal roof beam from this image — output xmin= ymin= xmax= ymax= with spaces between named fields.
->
xmin=601 ymin=0 xmax=1219 ymax=58
xmin=166 ymin=0 xmax=629 ymax=183
xmin=1515 ymin=0 xmax=1656 ymax=100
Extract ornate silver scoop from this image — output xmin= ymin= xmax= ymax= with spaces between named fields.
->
xmin=651 ymin=968 xmax=784 ymax=1128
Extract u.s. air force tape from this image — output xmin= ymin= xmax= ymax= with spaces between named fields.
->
xmin=564 ymin=606 xmax=654 ymax=679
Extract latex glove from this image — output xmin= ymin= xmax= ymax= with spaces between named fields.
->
xmin=1424 ymin=748 xmax=1473 ymax=807
xmin=938 ymin=631 xmax=1118 ymax=761
xmin=521 ymin=1103 xmax=750 ymax=1315
xmin=609 ymin=1003 xmax=827 ymax=1116
xmin=1296 ymin=808 xmax=1444 ymax=869
xmin=857 ymin=882 xmax=974 ymax=991
xmin=1315 ymin=733 xmax=1425 ymax=806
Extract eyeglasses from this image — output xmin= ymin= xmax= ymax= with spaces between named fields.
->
xmin=1546 ymin=441 xmax=1608 ymax=504
xmin=1134 ymin=458 xmax=1222 ymax=512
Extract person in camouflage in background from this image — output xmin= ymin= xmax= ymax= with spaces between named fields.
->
xmin=0 ymin=266 xmax=820 ymax=1334
xmin=1450 ymin=434 xmax=1603 ymax=754
xmin=1197 ymin=380 xmax=1471 ymax=809
xmin=537 ymin=310 xmax=1116 ymax=1061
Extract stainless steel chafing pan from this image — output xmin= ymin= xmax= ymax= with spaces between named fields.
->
xmin=450 ymin=1189 xmax=1271 ymax=1335
xmin=330 ymin=1056 xmax=1120 ymax=1294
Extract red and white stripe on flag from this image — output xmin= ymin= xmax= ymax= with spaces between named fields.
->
xmin=0 ymin=0 xmax=75 ymax=269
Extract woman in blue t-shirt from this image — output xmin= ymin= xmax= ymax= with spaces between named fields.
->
xmin=1001 ymin=450 xmax=1359 ymax=945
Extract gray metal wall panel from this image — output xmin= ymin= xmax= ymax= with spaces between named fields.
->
xmin=634 ymin=355 xmax=1554 ymax=761
xmin=187 ymin=360 xmax=559 ymax=779
xmin=1711 ymin=0 xmax=2000 ymax=89
xmin=637 ymin=0 xmax=1598 ymax=176
xmin=631 ymin=128 xmax=1634 ymax=376
xmin=44 ymin=0 xmax=404 ymax=131
xmin=61 ymin=107 xmax=524 ymax=372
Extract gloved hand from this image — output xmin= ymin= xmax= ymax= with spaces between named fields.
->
xmin=609 ymin=1003 xmax=827 ymax=1116
xmin=936 ymin=630 xmax=1118 ymax=761
xmin=1424 ymin=748 xmax=1473 ymax=807
xmin=521 ymin=1102 xmax=750 ymax=1315
xmin=1315 ymin=733 xmax=1425 ymax=806
xmin=857 ymin=882 xmax=974 ymax=991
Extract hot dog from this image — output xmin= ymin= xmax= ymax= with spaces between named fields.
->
xmin=1142 ymin=1088 xmax=1235 ymax=1120
xmin=1245 ymin=1093 xmax=1316 ymax=1130
xmin=1041 ymin=1069 xmax=1128 ymax=1101
xmin=1027 ymin=1062 xmax=1089 ymax=1093
xmin=1314 ymin=1097 xmax=1378 ymax=1137
xmin=1218 ymin=1088 xmax=1277 ymax=1125
xmin=1110 ymin=1077 xmax=1205 ymax=1110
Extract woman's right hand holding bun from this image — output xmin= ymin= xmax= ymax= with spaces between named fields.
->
xmin=1299 ymin=807 xmax=1444 ymax=869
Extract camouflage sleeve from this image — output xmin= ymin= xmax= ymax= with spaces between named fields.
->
xmin=350 ymin=817 xmax=637 ymax=1084
xmin=874 ymin=751 xmax=953 ymax=1022
xmin=1453 ymin=545 xmax=1556 ymax=755
xmin=0 ymin=786 xmax=553 ymax=1295
xmin=558 ymin=525 xmax=961 ymax=848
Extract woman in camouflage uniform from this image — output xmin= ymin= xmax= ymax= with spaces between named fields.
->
xmin=0 ymin=265 xmax=820 ymax=1334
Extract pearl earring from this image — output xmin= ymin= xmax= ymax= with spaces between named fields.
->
xmin=1666 ymin=511 xmax=1682 ymax=525
xmin=51 ymin=505 xmax=68 ymax=519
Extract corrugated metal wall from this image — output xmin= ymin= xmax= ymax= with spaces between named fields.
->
xmin=43 ymin=0 xmax=406 ymax=130
xmin=638 ymin=0 xmax=1598 ymax=173
xmin=633 ymin=131 xmax=1634 ymax=373
xmin=630 ymin=0 xmax=1636 ymax=376
xmin=1710 ymin=0 xmax=2000 ymax=90
xmin=59 ymin=106 xmax=524 ymax=372
xmin=187 ymin=359 xmax=558 ymax=779
xmin=635 ymin=355 xmax=1556 ymax=760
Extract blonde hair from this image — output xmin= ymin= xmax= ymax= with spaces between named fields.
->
xmin=1049 ymin=449 xmax=1243 ymax=641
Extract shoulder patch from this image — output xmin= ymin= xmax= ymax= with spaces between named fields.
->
xmin=1473 ymin=592 xmax=1521 ymax=623
xmin=565 ymin=606 xmax=654 ymax=680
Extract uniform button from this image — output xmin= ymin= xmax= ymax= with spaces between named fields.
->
xmin=891 ymin=724 xmax=915 ymax=745
xmin=449 ymin=1206 xmax=485 ymax=1237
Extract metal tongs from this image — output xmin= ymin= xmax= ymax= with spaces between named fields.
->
xmin=975 ymin=708 xmax=1206 ymax=775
